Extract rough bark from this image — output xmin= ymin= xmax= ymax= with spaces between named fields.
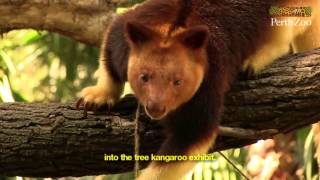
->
xmin=0 ymin=0 xmax=131 ymax=47
xmin=1 ymin=49 xmax=320 ymax=177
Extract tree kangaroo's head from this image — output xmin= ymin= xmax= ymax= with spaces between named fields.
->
xmin=125 ymin=22 xmax=209 ymax=120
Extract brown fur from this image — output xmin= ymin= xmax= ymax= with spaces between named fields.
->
xmin=137 ymin=131 xmax=217 ymax=180
xmin=125 ymin=22 xmax=208 ymax=119
xmin=78 ymin=0 xmax=320 ymax=179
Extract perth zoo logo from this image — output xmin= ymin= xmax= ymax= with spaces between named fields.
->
xmin=269 ymin=6 xmax=312 ymax=27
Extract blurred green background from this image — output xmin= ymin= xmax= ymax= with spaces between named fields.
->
xmin=0 ymin=30 xmax=98 ymax=103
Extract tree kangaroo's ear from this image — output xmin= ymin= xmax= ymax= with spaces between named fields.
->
xmin=176 ymin=25 xmax=209 ymax=49
xmin=125 ymin=22 xmax=159 ymax=47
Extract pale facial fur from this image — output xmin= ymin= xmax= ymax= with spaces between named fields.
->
xmin=128 ymin=44 xmax=206 ymax=119
xmin=125 ymin=22 xmax=208 ymax=120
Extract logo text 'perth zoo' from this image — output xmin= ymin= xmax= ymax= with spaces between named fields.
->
xmin=269 ymin=6 xmax=312 ymax=27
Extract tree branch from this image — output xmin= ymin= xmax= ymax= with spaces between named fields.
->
xmin=1 ymin=49 xmax=320 ymax=177
xmin=0 ymin=0 xmax=130 ymax=46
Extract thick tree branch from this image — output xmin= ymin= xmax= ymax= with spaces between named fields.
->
xmin=1 ymin=49 xmax=320 ymax=177
xmin=0 ymin=0 xmax=131 ymax=46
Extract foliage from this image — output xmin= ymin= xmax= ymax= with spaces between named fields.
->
xmin=185 ymin=149 xmax=248 ymax=180
xmin=0 ymin=30 xmax=99 ymax=103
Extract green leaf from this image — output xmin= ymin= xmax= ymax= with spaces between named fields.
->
xmin=20 ymin=31 xmax=45 ymax=46
xmin=0 ymin=75 xmax=15 ymax=102
xmin=304 ymin=129 xmax=314 ymax=180
xmin=0 ymin=50 xmax=16 ymax=74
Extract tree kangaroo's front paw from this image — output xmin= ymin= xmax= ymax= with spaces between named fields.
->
xmin=238 ymin=65 xmax=256 ymax=80
xmin=76 ymin=85 xmax=120 ymax=116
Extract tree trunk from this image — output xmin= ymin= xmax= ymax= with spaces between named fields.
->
xmin=1 ymin=49 xmax=320 ymax=177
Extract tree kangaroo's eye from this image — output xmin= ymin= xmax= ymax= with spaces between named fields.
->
xmin=139 ymin=74 xmax=149 ymax=83
xmin=174 ymin=80 xmax=182 ymax=86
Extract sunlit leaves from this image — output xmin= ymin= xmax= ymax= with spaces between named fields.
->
xmin=184 ymin=149 xmax=248 ymax=180
xmin=0 ymin=30 xmax=99 ymax=102
xmin=0 ymin=75 xmax=14 ymax=102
